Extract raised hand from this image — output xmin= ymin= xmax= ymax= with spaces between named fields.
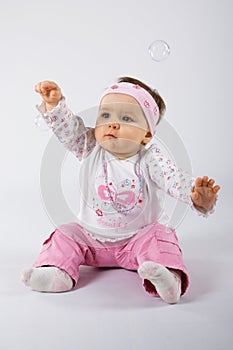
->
xmin=191 ymin=176 xmax=220 ymax=212
xmin=34 ymin=80 xmax=62 ymax=111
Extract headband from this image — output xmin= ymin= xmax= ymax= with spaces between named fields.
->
xmin=100 ymin=82 xmax=160 ymax=135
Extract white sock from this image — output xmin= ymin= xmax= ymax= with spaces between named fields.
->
xmin=138 ymin=261 xmax=181 ymax=304
xmin=21 ymin=266 xmax=73 ymax=293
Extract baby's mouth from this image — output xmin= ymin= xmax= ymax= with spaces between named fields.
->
xmin=104 ymin=134 xmax=117 ymax=139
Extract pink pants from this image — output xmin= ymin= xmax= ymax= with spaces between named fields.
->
xmin=33 ymin=222 xmax=189 ymax=296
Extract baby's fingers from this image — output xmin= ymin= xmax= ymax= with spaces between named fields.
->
xmin=195 ymin=177 xmax=203 ymax=188
xmin=42 ymin=81 xmax=59 ymax=91
xmin=34 ymin=81 xmax=60 ymax=95
xmin=202 ymin=176 xmax=209 ymax=187
xmin=34 ymin=82 xmax=49 ymax=96
xmin=213 ymin=185 xmax=221 ymax=193
xmin=34 ymin=82 xmax=42 ymax=94
xmin=208 ymin=179 xmax=215 ymax=187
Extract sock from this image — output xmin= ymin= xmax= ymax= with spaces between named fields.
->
xmin=138 ymin=261 xmax=181 ymax=304
xmin=21 ymin=266 xmax=73 ymax=293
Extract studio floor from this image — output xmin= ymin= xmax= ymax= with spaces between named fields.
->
xmin=0 ymin=189 xmax=232 ymax=350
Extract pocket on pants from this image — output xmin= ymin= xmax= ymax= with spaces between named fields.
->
xmin=40 ymin=232 xmax=55 ymax=255
xmin=42 ymin=232 xmax=55 ymax=246
xmin=155 ymin=229 xmax=182 ymax=255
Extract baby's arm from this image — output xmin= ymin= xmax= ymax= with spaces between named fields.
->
xmin=146 ymin=145 xmax=219 ymax=216
xmin=35 ymin=81 xmax=96 ymax=160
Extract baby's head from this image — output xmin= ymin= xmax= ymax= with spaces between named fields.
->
xmin=94 ymin=77 xmax=166 ymax=159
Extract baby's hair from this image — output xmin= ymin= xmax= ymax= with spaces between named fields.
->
xmin=117 ymin=76 xmax=166 ymax=125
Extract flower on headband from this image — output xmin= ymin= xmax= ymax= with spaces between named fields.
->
xmin=111 ymin=85 xmax=119 ymax=89
xmin=144 ymin=100 xmax=150 ymax=108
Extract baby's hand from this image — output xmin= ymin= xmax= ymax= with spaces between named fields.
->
xmin=35 ymin=81 xmax=62 ymax=111
xmin=191 ymin=176 xmax=221 ymax=212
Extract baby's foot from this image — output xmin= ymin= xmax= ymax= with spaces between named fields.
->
xmin=21 ymin=266 xmax=73 ymax=293
xmin=138 ymin=261 xmax=181 ymax=304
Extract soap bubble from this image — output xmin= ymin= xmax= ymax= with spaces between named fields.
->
xmin=35 ymin=115 xmax=50 ymax=131
xmin=148 ymin=40 xmax=170 ymax=62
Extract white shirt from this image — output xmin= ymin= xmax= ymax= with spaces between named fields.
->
xmin=37 ymin=98 xmax=212 ymax=242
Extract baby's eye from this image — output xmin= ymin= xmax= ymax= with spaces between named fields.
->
xmin=101 ymin=113 xmax=110 ymax=119
xmin=121 ymin=115 xmax=134 ymax=122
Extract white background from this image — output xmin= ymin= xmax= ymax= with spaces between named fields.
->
xmin=0 ymin=1 xmax=232 ymax=349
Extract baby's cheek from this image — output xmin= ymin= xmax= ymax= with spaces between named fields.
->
xmin=94 ymin=127 xmax=102 ymax=142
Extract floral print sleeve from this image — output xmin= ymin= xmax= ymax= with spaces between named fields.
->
xmin=145 ymin=144 xmax=215 ymax=217
xmin=37 ymin=98 xmax=96 ymax=160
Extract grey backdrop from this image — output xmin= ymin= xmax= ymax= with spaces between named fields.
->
xmin=0 ymin=1 xmax=232 ymax=350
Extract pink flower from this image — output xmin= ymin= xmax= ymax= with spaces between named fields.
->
xmin=96 ymin=209 xmax=103 ymax=216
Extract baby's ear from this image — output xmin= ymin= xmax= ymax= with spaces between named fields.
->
xmin=142 ymin=131 xmax=152 ymax=145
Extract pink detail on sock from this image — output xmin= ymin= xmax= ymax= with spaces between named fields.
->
xmin=21 ymin=268 xmax=33 ymax=286
xmin=138 ymin=261 xmax=160 ymax=280
xmin=51 ymin=276 xmax=71 ymax=292
xmin=160 ymin=280 xmax=181 ymax=304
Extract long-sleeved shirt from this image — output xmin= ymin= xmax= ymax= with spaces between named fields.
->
xmin=37 ymin=98 xmax=214 ymax=242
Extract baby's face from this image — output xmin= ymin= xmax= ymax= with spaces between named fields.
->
xmin=95 ymin=94 xmax=151 ymax=159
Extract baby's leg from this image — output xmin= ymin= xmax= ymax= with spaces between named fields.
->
xmin=22 ymin=225 xmax=88 ymax=293
xmin=138 ymin=261 xmax=181 ymax=304
xmin=22 ymin=266 xmax=73 ymax=293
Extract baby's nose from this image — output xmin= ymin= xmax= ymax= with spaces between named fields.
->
xmin=108 ymin=123 xmax=120 ymax=130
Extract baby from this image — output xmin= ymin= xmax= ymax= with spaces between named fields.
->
xmin=22 ymin=77 xmax=220 ymax=304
